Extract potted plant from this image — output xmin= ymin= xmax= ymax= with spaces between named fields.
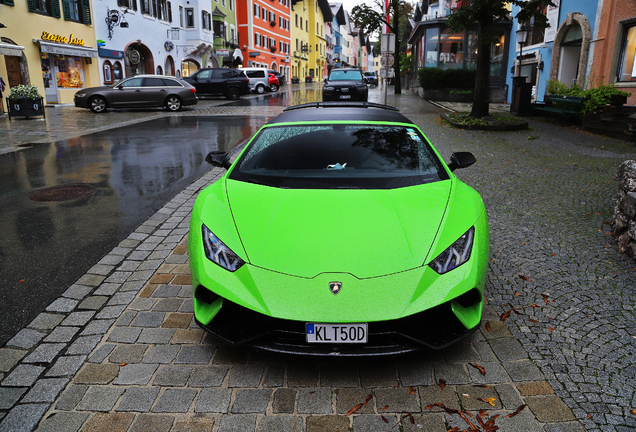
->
xmin=305 ymin=75 xmax=313 ymax=83
xmin=7 ymin=84 xmax=45 ymax=120
xmin=291 ymin=76 xmax=300 ymax=84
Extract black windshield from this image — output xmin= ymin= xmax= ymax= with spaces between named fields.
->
xmin=229 ymin=124 xmax=448 ymax=189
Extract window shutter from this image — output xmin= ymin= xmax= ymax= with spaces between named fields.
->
xmin=27 ymin=0 xmax=36 ymax=11
xmin=82 ymin=0 xmax=91 ymax=24
xmin=62 ymin=0 xmax=71 ymax=20
xmin=167 ymin=1 xmax=171 ymax=22
xmin=4 ymin=0 xmax=15 ymax=5
xmin=48 ymin=0 xmax=61 ymax=16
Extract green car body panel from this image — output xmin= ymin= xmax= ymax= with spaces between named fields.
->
xmin=188 ymin=118 xmax=489 ymax=350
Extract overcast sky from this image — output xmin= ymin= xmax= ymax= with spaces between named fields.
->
xmin=334 ymin=0 xmax=383 ymax=41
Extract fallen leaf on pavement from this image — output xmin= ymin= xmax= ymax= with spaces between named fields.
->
xmin=469 ymin=363 xmax=486 ymax=375
xmin=346 ymin=403 xmax=363 ymax=416
xmin=380 ymin=414 xmax=388 ymax=423
xmin=425 ymin=402 xmax=459 ymax=414
xmin=548 ymin=327 xmax=555 ymax=332
xmin=408 ymin=387 xmax=417 ymax=397
xmin=630 ymin=409 xmax=635 ymax=415
xmin=473 ymin=384 xmax=491 ymax=389
xmin=529 ymin=318 xmax=537 ymax=323
xmin=485 ymin=321 xmax=491 ymax=332
xmin=478 ymin=397 xmax=496 ymax=406
xmin=518 ymin=275 xmax=531 ymax=281
xmin=120 ymin=363 xmax=127 ymax=367
xmin=515 ymin=292 xmax=521 ymax=295
xmin=379 ymin=405 xmax=389 ymax=411
xmin=506 ymin=404 xmax=526 ymax=418
xmin=364 ymin=393 xmax=372 ymax=407
xmin=541 ymin=293 xmax=550 ymax=305
xmin=500 ymin=310 xmax=512 ymax=321
xmin=439 ymin=379 xmax=446 ymax=390
xmin=479 ymin=409 xmax=488 ymax=417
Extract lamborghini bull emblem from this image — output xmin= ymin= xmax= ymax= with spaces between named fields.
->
xmin=329 ymin=282 xmax=342 ymax=295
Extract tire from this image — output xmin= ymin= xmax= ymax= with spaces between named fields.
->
xmin=255 ymin=84 xmax=266 ymax=94
xmin=89 ymin=96 xmax=107 ymax=113
xmin=226 ymin=87 xmax=241 ymax=100
xmin=269 ymin=84 xmax=279 ymax=92
xmin=165 ymin=95 xmax=182 ymax=111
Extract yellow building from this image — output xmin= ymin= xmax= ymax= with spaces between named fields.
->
xmin=307 ymin=0 xmax=331 ymax=81
xmin=290 ymin=0 xmax=310 ymax=80
xmin=0 ymin=0 xmax=99 ymax=105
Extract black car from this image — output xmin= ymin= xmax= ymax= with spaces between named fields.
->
xmin=183 ymin=68 xmax=250 ymax=100
xmin=364 ymin=71 xmax=378 ymax=86
xmin=322 ymin=68 xmax=369 ymax=102
xmin=268 ymin=69 xmax=285 ymax=86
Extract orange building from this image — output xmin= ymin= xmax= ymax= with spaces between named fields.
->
xmin=589 ymin=0 xmax=636 ymax=104
xmin=237 ymin=0 xmax=292 ymax=81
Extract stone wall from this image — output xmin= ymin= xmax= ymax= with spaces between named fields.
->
xmin=409 ymin=86 xmax=507 ymax=103
xmin=581 ymin=106 xmax=636 ymax=142
xmin=611 ymin=160 xmax=636 ymax=257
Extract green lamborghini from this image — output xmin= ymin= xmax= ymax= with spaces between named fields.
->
xmin=188 ymin=102 xmax=489 ymax=356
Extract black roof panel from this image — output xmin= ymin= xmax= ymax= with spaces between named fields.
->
xmin=269 ymin=104 xmax=414 ymax=125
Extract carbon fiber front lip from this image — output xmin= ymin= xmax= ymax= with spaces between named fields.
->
xmin=194 ymin=297 xmax=479 ymax=356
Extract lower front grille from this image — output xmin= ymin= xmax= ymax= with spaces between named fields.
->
xmin=195 ymin=293 xmax=479 ymax=356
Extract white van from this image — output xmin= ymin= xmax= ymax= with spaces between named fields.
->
xmin=241 ymin=67 xmax=270 ymax=94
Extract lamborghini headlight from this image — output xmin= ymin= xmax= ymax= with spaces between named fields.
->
xmin=202 ymin=225 xmax=245 ymax=272
xmin=429 ymin=227 xmax=474 ymax=274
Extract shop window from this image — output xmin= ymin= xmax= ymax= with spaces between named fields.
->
xmin=113 ymin=61 xmax=123 ymax=81
xmin=103 ymin=60 xmax=113 ymax=83
xmin=181 ymin=59 xmax=199 ymax=77
xmin=425 ymin=28 xmax=439 ymax=68
xmin=156 ymin=65 xmax=163 ymax=75
xmin=490 ymin=34 xmax=506 ymax=77
xmin=165 ymin=56 xmax=175 ymax=76
xmin=438 ymin=30 xmax=465 ymax=69
xmin=54 ymin=55 xmax=85 ymax=88
xmin=617 ymin=23 xmax=636 ymax=82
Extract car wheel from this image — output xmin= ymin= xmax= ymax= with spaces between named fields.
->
xmin=269 ymin=84 xmax=279 ymax=92
xmin=227 ymin=88 xmax=241 ymax=100
xmin=165 ymin=95 xmax=182 ymax=111
xmin=256 ymin=84 xmax=266 ymax=94
xmin=89 ymin=96 xmax=107 ymax=113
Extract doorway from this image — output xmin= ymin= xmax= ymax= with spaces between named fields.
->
xmin=5 ymin=56 xmax=23 ymax=87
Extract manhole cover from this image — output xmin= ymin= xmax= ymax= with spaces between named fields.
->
xmin=30 ymin=184 xmax=95 ymax=202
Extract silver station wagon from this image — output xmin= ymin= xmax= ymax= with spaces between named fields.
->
xmin=74 ymin=75 xmax=198 ymax=113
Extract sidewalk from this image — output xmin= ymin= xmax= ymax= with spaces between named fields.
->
xmin=0 ymin=89 xmax=614 ymax=431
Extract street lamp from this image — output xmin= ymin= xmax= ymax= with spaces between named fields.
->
xmin=515 ymin=24 xmax=528 ymax=77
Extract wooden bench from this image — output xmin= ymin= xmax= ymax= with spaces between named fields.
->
xmin=532 ymin=95 xmax=584 ymax=122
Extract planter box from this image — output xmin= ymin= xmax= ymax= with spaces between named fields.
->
xmin=7 ymin=97 xmax=45 ymax=120
xmin=291 ymin=78 xmax=300 ymax=84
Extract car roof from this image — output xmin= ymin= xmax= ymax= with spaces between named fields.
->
xmin=268 ymin=103 xmax=413 ymax=125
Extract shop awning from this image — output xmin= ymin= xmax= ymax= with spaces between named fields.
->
xmin=34 ymin=39 xmax=98 ymax=58
xmin=0 ymin=42 xmax=25 ymax=57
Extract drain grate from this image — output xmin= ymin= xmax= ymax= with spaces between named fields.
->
xmin=30 ymin=184 xmax=96 ymax=202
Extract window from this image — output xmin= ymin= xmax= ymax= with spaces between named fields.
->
xmin=262 ymin=7 xmax=266 ymax=20
xmin=181 ymin=60 xmax=199 ymax=77
xmin=280 ymin=17 xmax=283 ymax=27
xmin=254 ymin=4 xmax=259 ymax=17
xmin=157 ymin=0 xmax=169 ymax=20
xmin=263 ymin=37 xmax=268 ymax=49
xmin=54 ymin=56 xmax=86 ymax=88
xmin=525 ymin=5 xmax=548 ymax=46
xmin=67 ymin=0 xmax=81 ymax=21
xmin=300 ymin=17 xmax=303 ymax=30
xmin=152 ymin=0 xmax=158 ymax=17
xmin=229 ymin=0 xmax=233 ymax=11
xmin=618 ymin=24 xmax=636 ymax=82
xmin=305 ymin=20 xmax=308 ymax=32
xmin=113 ymin=61 xmax=123 ymax=81
xmin=185 ymin=7 xmax=194 ymax=27
xmin=255 ymin=33 xmax=260 ymax=46
xmin=269 ymin=11 xmax=275 ymax=22
xmin=296 ymin=39 xmax=299 ymax=51
xmin=214 ymin=21 xmax=225 ymax=38
xmin=295 ymin=14 xmax=298 ymax=27
xmin=202 ymin=10 xmax=211 ymax=30
xmin=117 ymin=0 xmax=137 ymax=10
xmin=34 ymin=0 xmax=52 ymax=15
xmin=103 ymin=61 xmax=113 ymax=83
xmin=141 ymin=0 xmax=150 ymax=15
xmin=221 ymin=0 xmax=225 ymax=6
xmin=179 ymin=5 xmax=183 ymax=26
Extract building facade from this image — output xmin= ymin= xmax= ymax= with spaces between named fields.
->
xmin=307 ymin=0 xmax=331 ymax=81
xmin=237 ymin=0 xmax=292 ymax=79
xmin=1 ymin=0 xmax=99 ymax=104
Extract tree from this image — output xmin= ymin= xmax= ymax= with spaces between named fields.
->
xmin=351 ymin=0 xmax=410 ymax=94
xmin=447 ymin=0 xmax=554 ymax=118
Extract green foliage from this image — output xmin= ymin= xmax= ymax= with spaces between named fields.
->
xmin=447 ymin=112 xmax=525 ymax=126
xmin=400 ymin=53 xmax=411 ymax=75
xmin=450 ymin=90 xmax=473 ymax=95
xmin=545 ymin=79 xmax=631 ymax=113
xmin=418 ymin=68 xmax=476 ymax=90
xmin=8 ymin=84 xmax=42 ymax=100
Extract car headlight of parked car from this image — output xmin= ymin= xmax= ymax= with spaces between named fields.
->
xmin=428 ymin=227 xmax=474 ymax=274
xmin=202 ymin=225 xmax=245 ymax=272
xmin=75 ymin=92 xmax=87 ymax=98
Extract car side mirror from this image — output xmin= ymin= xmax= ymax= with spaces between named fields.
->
xmin=323 ymin=77 xmax=328 ymax=83
xmin=205 ymin=151 xmax=231 ymax=169
xmin=193 ymin=75 xmax=199 ymax=81
xmin=447 ymin=152 xmax=476 ymax=172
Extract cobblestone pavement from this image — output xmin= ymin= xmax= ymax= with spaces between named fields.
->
xmin=0 ymin=86 xmax=635 ymax=431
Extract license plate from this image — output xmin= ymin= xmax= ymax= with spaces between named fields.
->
xmin=306 ymin=323 xmax=367 ymax=343
xmin=339 ymin=95 xmax=351 ymax=99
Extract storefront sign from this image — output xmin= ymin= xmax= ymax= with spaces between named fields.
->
xmin=216 ymin=49 xmax=229 ymax=57
xmin=544 ymin=0 xmax=560 ymax=43
xmin=41 ymin=31 xmax=85 ymax=46
xmin=98 ymin=47 xmax=125 ymax=59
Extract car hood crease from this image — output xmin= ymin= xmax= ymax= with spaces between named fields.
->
xmin=225 ymin=179 xmax=452 ymax=279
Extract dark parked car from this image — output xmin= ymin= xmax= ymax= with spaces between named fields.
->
xmin=364 ymin=71 xmax=378 ymax=86
xmin=322 ymin=68 xmax=369 ymax=102
xmin=183 ymin=68 xmax=250 ymax=100
xmin=74 ymin=75 xmax=197 ymax=113
xmin=268 ymin=69 xmax=285 ymax=86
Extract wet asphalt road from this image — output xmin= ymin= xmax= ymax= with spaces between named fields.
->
xmin=0 ymin=115 xmax=268 ymax=346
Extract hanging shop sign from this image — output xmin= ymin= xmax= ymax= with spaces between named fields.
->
xmin=41 ymin=31 xmax=85 ymax=46
xmin=129 ymin=49 xmax=140 ymax=64
xmin=216 ymin=49 xmax=229 ymax=57
xmin=98 ymin=47 xmax=125 ymax=59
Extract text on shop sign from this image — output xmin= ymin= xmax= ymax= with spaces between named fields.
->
xmin=41 ymin=31 xmax=85 ymax=46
